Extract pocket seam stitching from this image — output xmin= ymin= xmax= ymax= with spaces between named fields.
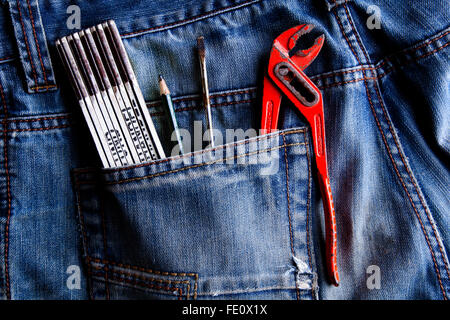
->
xmin=282 ymin=134 xmax=299 ymax=300
xmin=121 ymin=0 xmax=261 ymax=38
xmin=88 ymin=257 xmax=198 ymax=299
xmin=150 ymin=98 xmax=255 ymax=117
xmin=91 ymin=271 xmax=186 ymax=300
xmin=74 ymin=128 xmax=306 ymax=176
xmin=77 ymin=142 xmax=306 ymax=186
xmin=87 ymin=256 xmax=198 ymax=278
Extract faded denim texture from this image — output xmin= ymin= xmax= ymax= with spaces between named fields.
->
xmin=0 ymin=0 xmax=448 ymax=299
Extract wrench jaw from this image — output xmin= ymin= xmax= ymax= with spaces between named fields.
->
xmin=287 ymin=23 xmax=315 ymax=50
xmin=291 ymin=34 xmax=325 ymax=70
xmin=273 ymin=25 xmax=308 ymax=57
xmin=273 ymin=24 xmax=325 ymax=71
xmin=262 ymin=24 xmax=325 ymax=133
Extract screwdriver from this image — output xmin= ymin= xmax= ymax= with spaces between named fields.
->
xmin=197 ymin=36 xmax=214 ymax=148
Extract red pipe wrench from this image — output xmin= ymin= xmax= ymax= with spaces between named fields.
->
xmin=261 ymin=24 xmax=339 ymax=286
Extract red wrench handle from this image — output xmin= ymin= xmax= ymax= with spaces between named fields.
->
xmin=318 ymin=174 xmax=339 ymax=286
xmin=261 ymin=76 xmax=282 ymax=134
xmin=266 ymin=53 xmax=340 ymax=285
xmin=310 ymin=108 xmax=339 ymax=286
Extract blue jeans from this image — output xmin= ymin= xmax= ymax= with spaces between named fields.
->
xmin=0 ymin=0 xmax=448 ymax=299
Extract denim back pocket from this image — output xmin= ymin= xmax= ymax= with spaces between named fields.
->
xmin=72 ymin=127 xmax=317 ymax=300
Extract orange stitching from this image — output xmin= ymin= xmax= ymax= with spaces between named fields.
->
xmin=209 ymin=88 xmax=257 ymax=98
xmin=88 ymin=256 xmax=197 ymax=278
xmin=121 ymin=0 xmax=260 ymax=37
xmin=147 ymin=88 xmax=258 ymax=107
xmin=103 ymin=264 xmax=110 ymax=299
xmin=395 ymin=30 xmax=450 ymax=60
xmin=365 ymin=75 xmax=446 ymax=299
xmin=212 ymin=99 xmax=253 ymax=108
xmin=74 ymin=128 xmax=306 ymax=175
xmin=313 ymin=66 xmax=377 ymax=81
xmin=411 ymin=30 xmax=450 ymax=51
xmin=316 ymin=41 xmax=448 ymax=90
xmin=72 ymin=173 xmax=95 ymax=299
xmin=193 ymin=273 xmax=198 ymax=299
xmin=91 ymin=271 xmax=184 ymax=299
xmin=0 ymin=82 xmax=11 ymax=300
xmin=333 ymin=7 xmax=362 ymax=65
xmin=319 ymin=76 xmax=378 ymax=89
xmin=344 ymin=0 xmax=371 ymax=65
xmin=90 ymin=264 xmax=190 ymax=286
xmin=282 ymin=134 xmax=299 ymax=300
xmin=333 ymin=4 xmax=446 ymax=296
xmin=0 ymin=56 xmax=14 ymax=62
xmin=6 ymin=115 xmax=70 ymax=123
xmin=74 ymin=178 xmax=88 ymax=254
xmin=73 ymin=176 xmax=93 ymax=299
xmin=78 ymin=142 xmax=307 ymax=299
xmin=378 ymin=42 xmax=450 ymax=77
xmin=16 ymin=0 xmax=38 ymax=90
xmin=341 ymin=1 xmax=448 ymax=297
xmin=415 ymin=42 xmax=449 ymax=60
xmin=77 ymin=142 xmax=306 ymax=186
xmin=99 ymin=191 xmax=110 ymax=300
xmin=150 ymin=98 xmax=254 ymax=117
xmin=29 ymin=84 xmax=57 ymax=91
xmin=313 ymin=29 xmax=449 ymax=82
xmin=6 ymin=124 xmax=70 ymax=132
xmin=303 ymin=130 xmax=314 ymax=298
xmin=373 ymin=68 xmax=450 ymax=281
xmin=26 ymin=0 xmax=48 ymax=86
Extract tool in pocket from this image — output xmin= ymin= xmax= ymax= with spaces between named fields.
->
xmin=261 ymin=24 xmax=339 ymax=286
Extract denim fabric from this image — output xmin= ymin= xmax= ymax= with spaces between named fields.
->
xmin=0 ymin=0 xmax=448 ymax=299
xmin=74 ymin=129 xmax=315 ymax=300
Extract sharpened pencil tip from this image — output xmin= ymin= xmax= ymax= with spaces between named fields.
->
xmin=159 ymin=76 xmax=170 ymax=95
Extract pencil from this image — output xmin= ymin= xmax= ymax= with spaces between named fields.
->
xmin=159 ymin=75 xmax=184 ymax=155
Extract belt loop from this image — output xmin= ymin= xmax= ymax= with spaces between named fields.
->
xmin=7 ymin=0 xmax=57 ymax=93
xmin=324 ymin=0 xmax=350 ymax=11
